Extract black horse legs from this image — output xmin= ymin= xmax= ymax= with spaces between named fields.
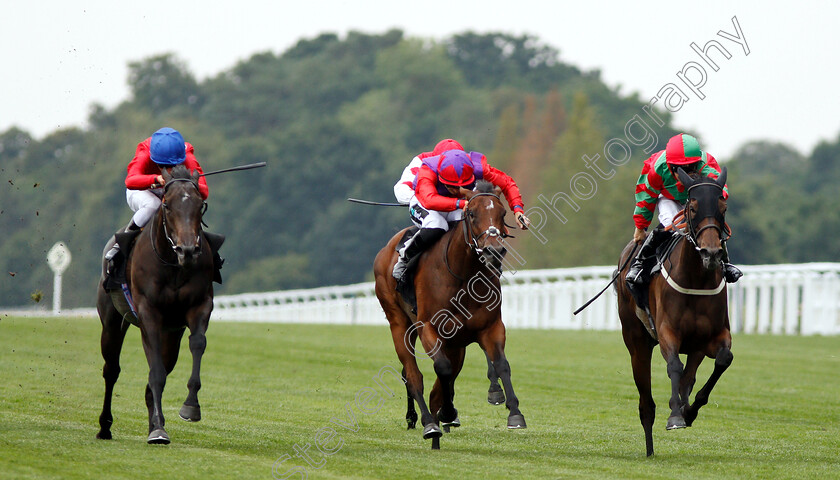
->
xmin=485 ymin=352 xmax=505 ymax=405
xmin=180 ymin=326 xmax=208 ymax=422
xmin=96 ymin=315 xmax=130 ymax=440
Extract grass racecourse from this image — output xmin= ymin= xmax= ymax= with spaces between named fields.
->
xmin=0 ymin=316 xmax=838 ymax=480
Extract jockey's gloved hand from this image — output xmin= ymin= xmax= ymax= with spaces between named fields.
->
xmin=633 ymin=227 xmax=646 ymax=244
xmin=515 ymin=211 xmax=530 ymax=230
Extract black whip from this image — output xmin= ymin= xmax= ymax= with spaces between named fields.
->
xmin=573 ymin=243 xmax=639 ymax=315
xmin=200 ymin=162 xmax=267 ymax=177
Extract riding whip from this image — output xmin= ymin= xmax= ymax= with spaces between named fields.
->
xmin=199 ymin=162 xmax=267 ymax=177
xmin=347 ymin=198 xmax=408 ymax=207
xmin=573 ymin=243 xmax=638 ymax=315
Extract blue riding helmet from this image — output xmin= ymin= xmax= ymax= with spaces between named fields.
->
xmin=150 ymin=127 xmax=186 ymax=166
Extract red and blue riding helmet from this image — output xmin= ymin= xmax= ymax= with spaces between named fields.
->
xmin=437 ymin=150 xmax=475 ymax=187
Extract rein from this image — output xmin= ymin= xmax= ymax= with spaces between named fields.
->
xmin=444 ymin=192 xmax=511 ymax=281
xmin=682 ymin=182 xmax=731 ymax=249
xmin=660 ymin=181 xmax=730 ymax=295
xmin=151 ymin=178 xmax=205 ymax=267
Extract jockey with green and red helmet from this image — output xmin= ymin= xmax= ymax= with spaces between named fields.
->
xmin=392 ymin=147 xmax=530 ymax=282
xmin=625 ymin=133 xmax=742 ymax=286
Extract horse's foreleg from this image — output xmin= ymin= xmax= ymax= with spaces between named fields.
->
xmin=679 ymin=351 xmax=704 ymax=421
xmin=485 ymin=351 xmax=504 ymax=405
xmin=402 ymin=367 xmax=417 ymax=429
xmin=479 ymin=323 xmax=526 ymax=429
xmin=626 ymin=337 xmax=656 ymax=456
xmin=96 ymin=308 xmax=129 ymax=440
xmin=388 ymin=321 xmax=437 ymax=440
xmin=140 ymin=318 xmax=170 ymax=444
xmin=684 ymin=342 xmax=733 ymax=426
xmin=430 ymin=347 xmax=464 ymax=434
xmin=181 ymin=305 xmax=211 ymax=422
xmin=660 ymin=335 xmax=687 ymax=431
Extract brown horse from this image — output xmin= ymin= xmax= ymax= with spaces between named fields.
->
xmin=615 ymin=167 xmax=733 ymax=456
xmin=95 ymin=165 xmax=216 ymax=444
xmin=374 ymin=181 xmax=526 ymax=450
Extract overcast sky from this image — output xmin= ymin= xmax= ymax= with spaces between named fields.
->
xmin=1 ymin=0 xmax=837 ymax=158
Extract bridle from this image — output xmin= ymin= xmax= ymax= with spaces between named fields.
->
xmin=445 ymin=192 xmax=512 ymax=280
xmin=682 ymin=182 xmax=731 ymax=250
xmin=150 ymin=178 xmax=206 ymax=266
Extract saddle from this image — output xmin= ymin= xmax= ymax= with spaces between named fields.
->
xmin=627 ymin=232 xmax=682 ymax=342
xmin=102 ymin=229 xmax=226 ymax=328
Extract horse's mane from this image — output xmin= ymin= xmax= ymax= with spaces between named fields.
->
xmin=168 ymin=164 xmax=192 ymax=180
xmin=475 ymin=180 xmax=494 ymax=194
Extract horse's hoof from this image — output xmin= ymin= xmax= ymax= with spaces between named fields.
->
xmin=406 ymin=419 xmax=417 ymax=430
xmin=147 ymin=429 xmax=170 ymax=444
xmin=436 ymin=408 xmax=460 ymax=429
xmin=507 ymin=414 xmax=527 ymax=429
xmin=179 ymin=404 xmax=201 ymax=422
xmin=422 ymin=423 xmax=442 ymax=439
xmin=96 ymin=430 xmax=112 ymax=440
xmin=666 ymin=415 xmax=686 ymax=430
xmin=487 ymin=390 xmax=505 ymax=405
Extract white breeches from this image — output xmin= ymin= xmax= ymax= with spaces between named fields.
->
xmin=408 ymin=196 xmax=464 ymax=231
xmin=657 ymin=196 xmax=683 ymax=227
xmin=126 ymin=188 xmax=163 ymax=227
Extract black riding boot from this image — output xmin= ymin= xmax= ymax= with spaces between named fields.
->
xmin=626 ymin=228 xmax=671 ymax=287
xmin=392 ymin=227 xmax=445 ymax=282
xmin=105 ymin=221 xmax=141 ymax=274
xmin=721 ymin=241 xmax=743 ymax=283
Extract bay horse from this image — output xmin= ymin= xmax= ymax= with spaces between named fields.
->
xmin=373 ymin=181 xmax=526 ymax=450
xmin=615 ymin=167 xmax=733 ymax=456
xmin=95 ymin=165 xmax=216 ymax=444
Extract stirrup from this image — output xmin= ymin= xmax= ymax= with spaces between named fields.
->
xmin=392 ymin=258 xmax=407 ymax=280
xmin=723 ymin=264 xmax=742 ymax=283
xmin=626 ymin=263 xmax=644 ymax=285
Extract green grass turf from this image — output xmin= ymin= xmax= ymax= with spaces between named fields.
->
xmin=0 ymin=315 xmax=838 ymax=479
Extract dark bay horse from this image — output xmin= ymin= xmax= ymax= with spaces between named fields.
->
xmin=615 ymin=167 xmax=733 ymax=456
xmin=374 ymin=181 xmax=526 ymax=450
xmin=95 ymin=165 xmax=216 ymax=444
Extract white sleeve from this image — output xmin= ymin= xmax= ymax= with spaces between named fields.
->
xmin=393 ymin=156 xmax=422 ymax=204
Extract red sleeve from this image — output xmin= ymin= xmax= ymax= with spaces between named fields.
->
xmin=703 ymin=154 xmax=728 ymax=199
xmin=481 ymin=160 xmax=524 ymax=212
xmin=183 ymin=143 xmax=209 ymax=199
xmin=124 ymin=140 xmax=209 ymax=199
xmin=125 ymin=139 xmax=159 ymax=190
xmin=415 ymin=166 xmax=459 ymax=211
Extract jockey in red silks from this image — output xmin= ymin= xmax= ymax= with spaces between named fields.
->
xmin=105 ymin=127 xmax=209 ymax=264
xmin=625 ymin=133 xmax=742 ymax=287
xmin=392 ymin=145 xmax=531 ymax=281
xmin=394 ymin=138 xmax=465 ymax=205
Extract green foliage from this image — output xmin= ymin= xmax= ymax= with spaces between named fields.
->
xmin=3 ymin=29 xmax=831 ymax=308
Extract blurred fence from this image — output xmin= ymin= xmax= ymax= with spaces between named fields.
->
xmin=210 ymin=263 xmax=840 ymax=335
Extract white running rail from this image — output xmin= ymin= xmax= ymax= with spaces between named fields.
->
xmin=211 ymin=263 xmax=840 ymax=335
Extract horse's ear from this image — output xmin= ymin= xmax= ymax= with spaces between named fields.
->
xmin=676 ymin=167 xmax=694 ymax=189
xmin=494 ymin=185 xmax=502 ymax=197
xmin=162 ymin=167 xmax=173 ymax=183
xmin=191 ymin=169 xmax=200 ymax=182
xmin=716 ymin=166 xmax=727 ymax=189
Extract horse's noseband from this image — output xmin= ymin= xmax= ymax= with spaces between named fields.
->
xmin=683 ymin=182 xmax=730 ymax=249
xmin=464 ymin=193 xmax=510 ymax=254
xmin=154 ymin=178 xmax=205 ymax=265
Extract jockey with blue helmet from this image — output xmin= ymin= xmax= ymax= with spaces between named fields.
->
xmin=105 ymin=127 xmax=209 ymax=263
xmin=392 ymin=145 xmax=530 ymax=282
